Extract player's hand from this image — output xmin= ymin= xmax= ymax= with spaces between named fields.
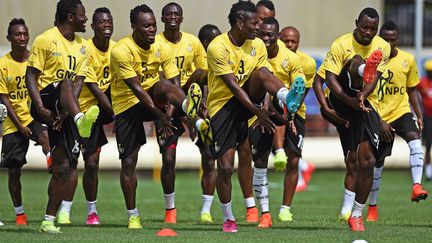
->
xmin=38 ymin=107 xmax=58 ymax=126
xmin=417 ymin=117 xmax=424 ymax=132
xmin=288 ymin=120 xmax=297 ymax=136
xmin=357 ymin=92 xmax=371 ymax=112
xmin=380 ymin=120 xmax=395 ymax=142
xmin=53 ymin=111 xmax=68 ymax=131
xmin=19 ymin=126 xmax=32 ymax=139
xmin=253 ymin=108 xmax=275 ymax=134
xmin=158 ymin=114 xmax=176 ymax=138
xmin=321 ymin=106 xmax=350 ymax=128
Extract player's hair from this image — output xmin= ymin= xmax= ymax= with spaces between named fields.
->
xmin=228 ymin=1 xmax=257 ymax=27
xmin=257 ymin=0 xmax=275 ymax=11
xmin=7 ymin=18 xmax=26 ymax=36
xmin=380 ymin=20 xmax=399 ymax=33
xmin=162 ymin=2 xmax=183 ymax=16
xmin=262 ymin=17 xmax=279 ymax=32
xmin=130 ymin=4 xmax=154 ymax=24
xmin=92 ymin=7 xmax=111 ymax=24
xmin=198 ymin=24 xmax=220 ymax=43
xmin=55 ymin=0 xmax=82 ymax=24
xmin=358 ymin=7 xmax=379 ymax=21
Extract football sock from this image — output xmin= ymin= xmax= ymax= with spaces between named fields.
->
xmin=253 ymin=167 xmax=269 ymax=213
xmin=244 ymin=197 xmax=256 ymax=208
xmin=164 ymin=192 xmax=175 ymax=210
xmin=369 ymin=166 xmax=383 ymax=205
xmin=200 ymin=195 xmax=214 ymax=214
xmin=14 ymin=205 xmax=24 ymax=215
xmin=279 ymin=205 xmax=290 ymax=214
xmin=87 ymin=200 xmax=98 ymax=215
xmin=341 ymin=189 xmax=355 ymax=215
xmin=73 ymin=112 xmax=84 ymax=124
xmin=44 ymin=215 xmax=56 ymax=222
xmin=408 ymin=139 xmax=423 ymax=184
xmin=351 ymin=201 xmax=365 ymax=218
xmin=276 ymin=87 xmax=289 ymax=106
xmin=127 ymin=208 xmax=139 ymax=218
xmin=59 ymin=200 xmax=73 ymax=214
xmin=221 ymin=201 xmax=235 ymax=221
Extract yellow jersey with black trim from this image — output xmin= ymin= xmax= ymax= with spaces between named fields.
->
xmin=376 ymin=48 xmax=419 ymax=123
xmin=156 ymin=32 xmax=207 ymax=87
xmin=27 ymin=27 xmax=89 ymax=91
xmin=79 ymin=39 xmax=116 ymax=113
xmin=268 ymin=40 xmax=306 ymax=118
xmin=0 ymin=53 xmax=32 ymax=135
xmin=207 ymin=33 xmax=268 ymax=117
xmin=323 ymin=33 xmax=391 ymax=109
xmin=110 ymin=36 xmax=179 ymax=115
xmin=297 ymin=49 xmax=316 ymax=119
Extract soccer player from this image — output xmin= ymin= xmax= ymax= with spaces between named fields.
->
xmin=196 ymin=24 xmax=220 ymax=223
xmin=418 ymin=59 xmax=432 ymax=181
xmin=25 ymin=0 xmax=99 ymax=233
xmin=366 ymin=21 xmax=428 ymax=221
xmin=0 ymin=18 xmax=51 ymax=226
xmin=57 ymin=7 xmax=116 ymax=226
xmin=256 ymin=0 xmax=275 ymax=25
xmin=323 ymin=7 xmax=390 ymax=231
xmin=207 ymin=1 xmax=305 ymax=233
xmin=154 ymin=2 xmax=210 ymax=224
xmin=278 ymin=26 xmax=316 ymax=192
xmin=313 ymin=63 xmax=357 ymax=224
xmin=110 ymin=4 xmax=203 ymax=229
xmin=251 ymin=17 xmax=305 ymax=227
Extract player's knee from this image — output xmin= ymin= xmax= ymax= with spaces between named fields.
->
xmin=218 ymin=164 xmax=234 ymax=178
xmin=52 ymin=164 xmax=70 ymax=182
xmin=85 ymin=159 xmax=99 ymax=175
xmin=121 ymin=158 xmax=136 ymax=176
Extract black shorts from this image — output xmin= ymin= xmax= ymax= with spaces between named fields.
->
xmin=30 ymin=82 xmax=81 ymax=163
xmin=1 ymin=120 xmax=47 ymax=168
xmin=210 ymin=97 xmax=254 ymax=159
xmin=423 ymin=115 xmax=432 ymax=149
xmin=81 ymin=119 xmax=108 ymax=160
xmin=155 ymin=109 xmax=185 ymax=153
xmin=328 ymin=64 xmax=381 ymax=157
xmin=377 ymin=113 xmax=420 ymax=162
xmin=284 ymin=116 xmax=306 ymax=156
xmin=81 ymin=88 xmax=112 ymax=159
xmin=248 ymin=98 xmax=286 ymax=161
xmin=115 ymin=103 xmax=157 ymax=160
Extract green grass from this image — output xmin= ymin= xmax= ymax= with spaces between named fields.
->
xmin=0 ymin=170 xmax=430 ymax=242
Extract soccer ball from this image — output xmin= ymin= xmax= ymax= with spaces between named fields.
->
xmin=352 ymin=240 xmax=368 ymax=243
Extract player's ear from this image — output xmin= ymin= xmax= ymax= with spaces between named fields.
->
xmin=91 ymin=23 xmax=95 ymax=31
xmin=131 ymin=23 xmax=136 ymax=31
xmin=355 ymin=19 xmax=358 ymax=27
xmin=6 ymin=34 xmax=11 ymax=42
xmin=67 ymin=13 xmax=75 ymax=23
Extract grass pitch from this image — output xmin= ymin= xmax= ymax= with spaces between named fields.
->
xmin=0 ymin=170 xmax=430 ymax=242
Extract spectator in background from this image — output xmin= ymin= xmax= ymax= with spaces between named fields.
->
xmin=418 ymin=59 xmax=432 ymax=181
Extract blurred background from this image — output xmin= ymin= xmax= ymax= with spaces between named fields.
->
xmin=0 ymin=0 xmax=431 ymax=169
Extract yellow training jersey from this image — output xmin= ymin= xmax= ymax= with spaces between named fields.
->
xmin=79 ymin=39 xmax=116 ymax=113
xmin=156 ymin=32 xmax=207 ymax=87
xmin=323 ymin=33 xmax=391 ymax=109
xmin=0 ymin=53 xmax=32 ymax=135
xmin=268 ymin=40 xmax=306 ymax=118
xmin=27 ymin=27 xmax=89 ymax=91
xmin=297 ymin=49 xmax=316 ymax=119
xmin=110 ymin=36 xmax=179 ymax=115
xmin=207 ymin=33 xmax=268 ymax=117
xmin=376 ymin=48 xmax=419 ymax=123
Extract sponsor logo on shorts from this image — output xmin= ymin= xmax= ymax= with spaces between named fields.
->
xmin=72 ymin=140 xmax=80 ymax=154
xmin=214 ymin=141 xmax=220 ymax=153
xmin=118 ymin=144 xmax=125 ymax=154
